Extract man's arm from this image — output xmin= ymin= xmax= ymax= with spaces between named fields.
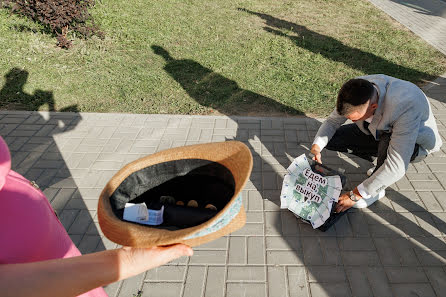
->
xmin=311 ymin=109 xmax=346 ymax=163
xmin=361 ymin=112 xmax=421 ymax=197
xmin=0 ymin=244 xmax=192 ymax=297
xmin=335 ymin=187 xmax=362 ymax=213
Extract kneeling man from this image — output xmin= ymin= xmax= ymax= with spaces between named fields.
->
xmin=311 ymin=74 xmax=443 ymax=212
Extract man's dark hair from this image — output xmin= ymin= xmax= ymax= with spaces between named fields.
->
xmin=336 ymin=78 xmax=375 ymax=116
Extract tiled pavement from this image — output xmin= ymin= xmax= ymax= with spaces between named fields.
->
xmin=368 ymin=0 xmax=446 ymax=55
xmin=1 ymin=74 xmax=445 ymax=296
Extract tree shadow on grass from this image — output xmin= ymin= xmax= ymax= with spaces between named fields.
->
xmin=238 ymin=8 xmax=435 ymax=84
xmin=0 ymin=68 xmax=105 ymax=254
xmin=152 ymin=46 xmax=446 ymax=296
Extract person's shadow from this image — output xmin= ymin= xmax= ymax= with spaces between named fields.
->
xmin=151 ymin=46 xmax=299 ymax=116
xmin=152 ymin=45 xmax=446 ymax=295
xmin=238 ymin=8 xmax=434 ymax=83
xmin=0 ymin=68 xmax=106 ymax=254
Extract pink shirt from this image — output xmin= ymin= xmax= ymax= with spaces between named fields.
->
xmin=0 ymin=136 xmax=108 ymax=297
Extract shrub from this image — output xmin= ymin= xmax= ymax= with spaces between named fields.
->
xmin=1 ymin=0 xmax=104 ymax=48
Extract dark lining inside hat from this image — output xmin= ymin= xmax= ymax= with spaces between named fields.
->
xmin=110 ymin=159 xmax=235 ymax=230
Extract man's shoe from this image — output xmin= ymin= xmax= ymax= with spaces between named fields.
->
xmin=352 ymin=190 xmax=385 ymax=208
xmin=367 ymin=167 xmax=375 ymax=177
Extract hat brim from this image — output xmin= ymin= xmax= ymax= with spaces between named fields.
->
xmin=98 ymin=141 xmax=252 ymax=247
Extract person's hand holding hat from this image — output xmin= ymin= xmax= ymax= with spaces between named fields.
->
xmin=1 ymin=244 xmax=193 ymax=297
xmin=118 ymin=244 xmax=193 ymax=277
xmin=0 ymin=135 xmax=194 ymax=297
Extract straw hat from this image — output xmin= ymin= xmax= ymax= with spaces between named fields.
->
xmin=98 ymin=141 xmax=252 ymax=247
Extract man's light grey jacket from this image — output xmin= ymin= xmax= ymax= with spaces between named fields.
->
xmin=313 ymin=74 xmax=443 ymax=197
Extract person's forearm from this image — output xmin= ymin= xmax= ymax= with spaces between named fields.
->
xmin=0 ymin=244 xmax=193 ymax=297
xmin=0 ymin=249 xmax=123 ymax=297
xmin=361 ymin=145 xmax=409 ymax=196
xmin=312 ymin=109 xmax=346 ymax=150
xmin=352 ymin=186 xmax=362 ymax=198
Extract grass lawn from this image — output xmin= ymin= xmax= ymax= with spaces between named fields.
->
xmin=0 ymin=0 xmax=445 ymax=117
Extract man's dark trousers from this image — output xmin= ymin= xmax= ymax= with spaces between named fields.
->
xmin=325 ymin=124 xmax=419 ymax=173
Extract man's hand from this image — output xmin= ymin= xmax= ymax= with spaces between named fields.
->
xmin=335 ymin=192 xmax=356 ymax=213
xmin=310 ymin=144 xmax=322 ymax=163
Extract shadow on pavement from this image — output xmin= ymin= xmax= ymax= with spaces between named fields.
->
xmin=0 ymin=68 xmax=105 ymax=254
xmin=388 ymin=0 xmax=446 ymax=18
xmin=152 ymin=45 xmax=446 ymax=296
xmin=425 ymin=76 xmax=446 ymax=103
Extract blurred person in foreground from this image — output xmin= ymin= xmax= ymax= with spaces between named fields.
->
xmin=0 ymin=136 xmax=193 ymax=297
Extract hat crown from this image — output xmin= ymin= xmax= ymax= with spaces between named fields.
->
xmin=98 ymin=141 xmax=252 ymax=247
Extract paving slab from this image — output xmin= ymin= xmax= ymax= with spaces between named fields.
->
xmin=3 ymin=75 xmax=445 ymax=296
xmin=2 ymin=17 xmax=446 ymax=294
xmin=368 ymin=0 xmax=446 ymax=56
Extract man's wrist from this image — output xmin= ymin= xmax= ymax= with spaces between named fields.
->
xmin=352 ymin=187 xmax=362 ymax=199
xmin=310 ymin=144 xmax=323 ymax=163
xmin=310 ymin=144 xmax=321 ymax=154
xmin=312 ymin=137 xmax=326 ymax=152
